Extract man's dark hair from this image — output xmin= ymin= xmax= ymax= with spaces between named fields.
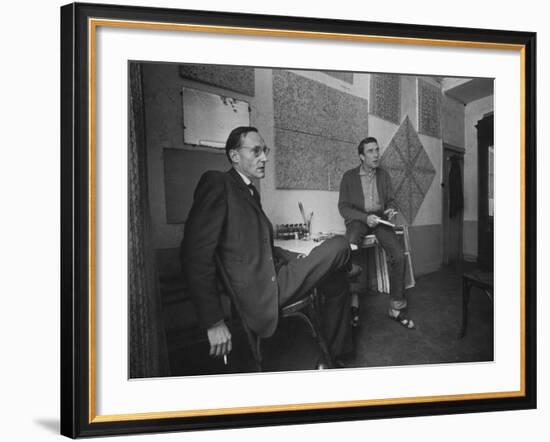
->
xmin=225 ymin=126 xmax=259 ymax=163
xmin=357 ymin=136 xmax=379 ymax=156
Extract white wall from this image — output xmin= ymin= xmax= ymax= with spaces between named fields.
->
xmin=1 ymin=1 xmax=546 ymax=442
xmin=442 ymin=93 xmax=466 ymax=148
xmin=414 ymin=135 xmax=443 ymax=226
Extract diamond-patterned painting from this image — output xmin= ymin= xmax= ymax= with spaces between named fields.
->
xmin=380 ymin=116 xmax=436 ymax=224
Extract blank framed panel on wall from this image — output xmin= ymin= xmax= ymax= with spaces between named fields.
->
xmin=182 ymin=88 xmax=250 ymax=148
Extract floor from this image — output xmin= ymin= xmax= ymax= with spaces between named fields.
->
xmin=168 ymin=262 xmax=494 ymax=376
xmin=351 ymin=263 xmax=494 ymax=369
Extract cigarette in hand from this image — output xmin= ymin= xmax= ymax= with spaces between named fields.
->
xmin=223 ymin=355 xmax=227 ymax=365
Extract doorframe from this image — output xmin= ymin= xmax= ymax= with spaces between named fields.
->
xmin=442 ymin=143 xmax=465 ymax=265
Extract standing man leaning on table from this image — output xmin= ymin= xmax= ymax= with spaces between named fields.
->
xmin=338 ymin=136 xmax=415 ymax=329
xmin=181 ymin=126 xmax=355 ymax=368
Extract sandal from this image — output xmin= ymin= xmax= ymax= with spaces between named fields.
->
xmin=351 ymin=306 xmax=360 ymax=327
xmin=388 ymin=310 xmax=415 ymax=329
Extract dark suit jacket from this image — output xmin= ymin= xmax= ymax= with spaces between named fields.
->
xmin=338 ymin=165 xmax=396 ymax=225
xmin=181 ymin=168 xmax=293 ymax=338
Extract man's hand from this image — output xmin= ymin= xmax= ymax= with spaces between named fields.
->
xmin=384 ymin=208 xmax=398 ymax=221
xmin=207 ymin=321 xmax=232 ymax=358
xmin=367 ymin=214 xmax=380 ymax=228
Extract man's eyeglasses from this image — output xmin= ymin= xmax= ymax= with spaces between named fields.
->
xmin=246 ymin=146 xmax=270 ymax=157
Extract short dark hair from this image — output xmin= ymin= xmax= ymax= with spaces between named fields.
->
xmin=225 ymin=126 xmax=259 ymax=163
xmin=357 ymin=136 xmax=379 ymax=156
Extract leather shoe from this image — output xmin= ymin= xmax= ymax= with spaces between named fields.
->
xmin=317 ymin=360 xmax=348 ymax=369
xmin=334 ymin=359 xmax=353 ymax=369
xmin=316 ymin=355 xmax=354 ymax=369
xmin=316 ymin=362 xmax=328 ymax=370
xmin=334 ymin=351 xmax=356 ymax=368
xmin=351 ymin=306 xmax=360 ymax=327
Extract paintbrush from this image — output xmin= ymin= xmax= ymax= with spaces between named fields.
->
xmin=298 ymin=202 xmax=307 ymax=225
xmin=374 ymin=215 xmax=395 ymax=228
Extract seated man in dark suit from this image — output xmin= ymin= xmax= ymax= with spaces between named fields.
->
xmin=181 ymin=126 xmax=353 ymax=368
xmin=338 ymin=136 xmax=415 ymax=329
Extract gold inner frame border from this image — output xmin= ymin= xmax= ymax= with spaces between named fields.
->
xmin=87 ymin=17 xmax=527 ymax=423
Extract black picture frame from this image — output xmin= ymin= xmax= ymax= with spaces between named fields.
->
xmin=60 ymin=2 xmax=537 ymax=438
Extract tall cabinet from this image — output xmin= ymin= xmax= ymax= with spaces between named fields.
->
xmin=476 ymin=113 xmax=494 ymax=271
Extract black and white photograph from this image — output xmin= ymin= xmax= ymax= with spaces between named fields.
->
xmin=56 ymin=1 xmax=537 ymax=438
xmin=1 ymin=0 xmax=545 ymax=439
xmin=128 ymin=61 xmax=496 ymax=378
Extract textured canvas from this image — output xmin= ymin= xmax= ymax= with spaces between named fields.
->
xmin=380 ymin=116 xmax=436 ymax=224
xmin=275 ymin=128 xmax=356 ymax=191
xmin=370 ymin=74 xmax=400 ymax=124
xmin=273 ymin=70 xmax=368 ymax=143
xmin=329 ymin=142 xmax=360 ymax=191
xmin=418 ymin=79 xmax=441 ymax=138
xmin=179 ymin=64 xmax=255 ymax=96
xmin=273 ymin=70 xmax=367 ymax=190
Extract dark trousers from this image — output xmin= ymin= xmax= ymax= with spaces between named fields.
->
xmin=346 ymin=220 xmax=407 ymax=310
xmin=276 ymin=236 xmax=353 ymax=357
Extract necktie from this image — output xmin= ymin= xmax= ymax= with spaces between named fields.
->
xmin=247 ymin=182 xmax=261 ymax=206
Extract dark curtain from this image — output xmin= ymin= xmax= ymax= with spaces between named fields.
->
xmin=128 ymin=63 xmax=170 ymax=378
xmin=449 ymin=156 xmax=464 ymax=218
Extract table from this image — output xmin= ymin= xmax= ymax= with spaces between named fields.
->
xmin=274 ymin=238 xmax=318 ymax=255
xmin=274 ymin=237 xmax=358 ymax=255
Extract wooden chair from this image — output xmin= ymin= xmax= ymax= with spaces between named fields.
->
xmin=459 ymin=271 xmax=494 ymax=338
xmin=215 ymin=254 xmax=334 ymax=371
